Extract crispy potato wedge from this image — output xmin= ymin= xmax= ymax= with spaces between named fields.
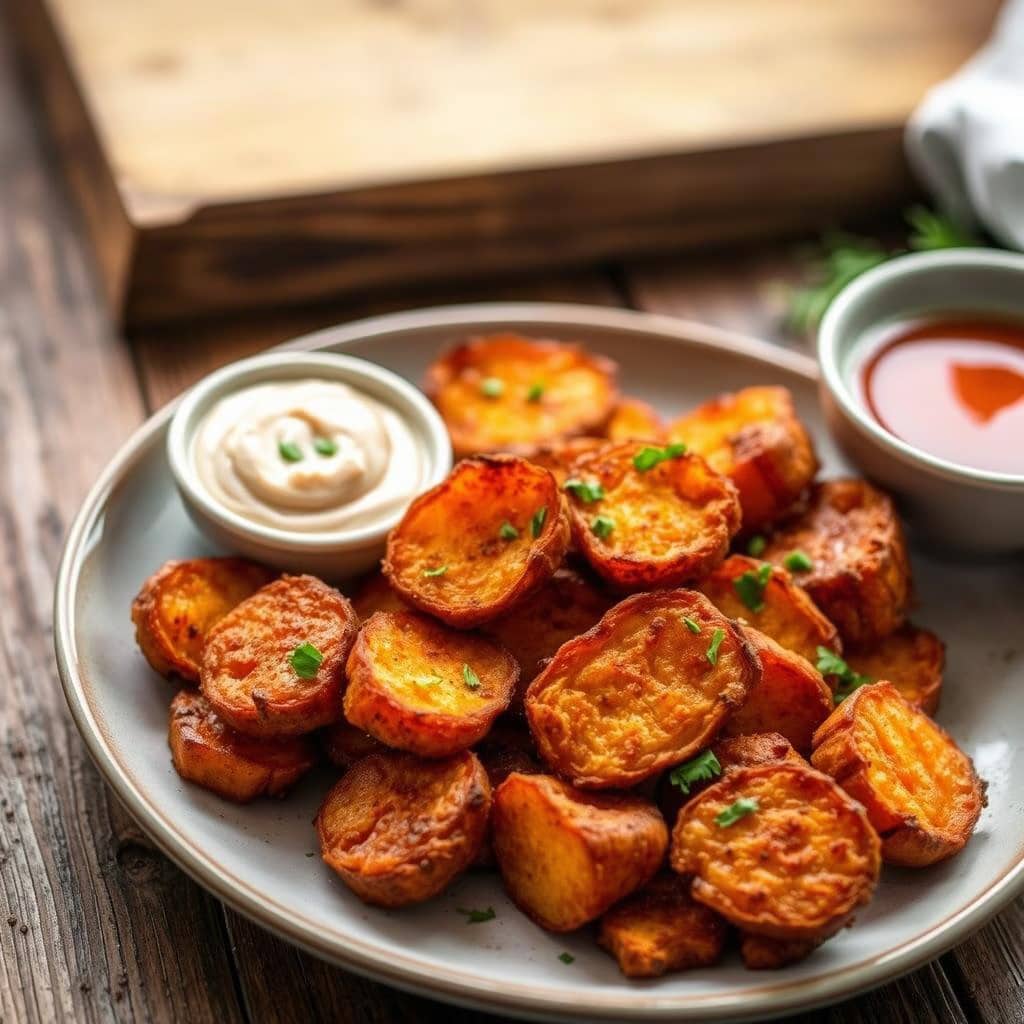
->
xmin=201 ymin=575 xmax=357 ymax=738
xmin=425 ymin=334 xmax=619 ymax=458
xmin=671 ymin=761 xmax=880 ymax=940
xmin=384 ymin=455 xmax=570 ymax=628
xmin=740 ymin=933 xmax=823 ymax=970
xmin=320 ymin=719 xmax=387 ymax=769
xmin=169 ymin=690 xmax=316 ymax=802
xmin=344 ymin=611 xmax=517 ymax=757
xmin=351 ymin=570 xmax=409 ymax=621
xmin=491 ymin=772 xmax=667 ymax=931
xmin=598 ymin=873 xmax=727 ymax=978
xmin=604 ymin=398 xmax=665 ymax=443
xmin=316 ymin=750 xmax=490 ymax=907
xmin=481 ymin=567 xmax=614 ymax=702
xmin=697 ymin=554 xmax=841 ymax=663
xmin=526 ymin=590 xmax=759 ymax=788
xmin=845 ymin=624 xmax=945 ymax=714
xmin=668 ymin=386 xmax=818 ymax=531
xmin=564 ymin=442 xmax=741 ymax=590
xmin=761 ymin=479 xmax=911 ymax=646
xmin=722 ymin=628 xmax=833 ymax=755
xmin=812 ymin=682 xmax=985 ymax=866
xmin=132 ymin=558 xmax=275 ymax=681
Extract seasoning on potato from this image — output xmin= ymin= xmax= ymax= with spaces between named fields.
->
xmin=598 ymin=873 xmax=727 ymax=978
xmin=132 ymin=557 xmax=275 ymax=682
xmin=761 ymin=479 xmax=912 ymax=646
xmin=168 ymin=689 xmax=317 ymax=802
xmin=668 ymin=386 xmax=818 ymax=531
xmin=425 ymin=334 xmax=619 ymax=458
xmin=563 ymin=441 xmax=742 ymax=591
xmin=320 ymin=719 xmax=387 ymax=770
xmin=811 ymin=682 xmax=986 ymax=867
xmin=200 ymin=574 xmax=358 ymax=738
xmin=697 ymin=554 xmax=841 ymax=664
xmin=384 ymin=455 xmax=570 ymax=628
xmin=491 ymin=772 xmax=667 ymax=931
xmin=603 ymin=397 xmax=665 ymax=443
xmin=316 ymin=750 xmax=491 ymax=907
xmin=844 ymin=624 xmax=945 ymax=714
xmin=526 ymin=590 xmax=759 ymax=788
xmin=344 ymin=610 xmax=518 ymax=757
xmin=671 ymin=761 xmax=881 ymax=940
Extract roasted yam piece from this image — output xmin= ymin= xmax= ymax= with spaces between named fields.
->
xmin=604 ymin=398 xmax=665 ymax=443
xmin=351 ymin=570 xmax=408 ymax=621
xmin=169 ymin=690 xmax=316 ymax=802
xmin=598 ymin=873 xmax=727 ymax=978
xmin=671 ymin=761 xmax=880 ymax=940
xmin=132 ymin=558 xmax=274 ymax=681
xmin=740 ymin=933 xmax=823 ymax=969
xmin=668 ymin=386 xmax=818 ymax=531
xmin=564 ymin=442 xmax=741 ymax=590
xmin=722 ymin=629 xmax=833 ymax=755
xmin=698 ymin=554 xmax=840 ymax=663
xmin=491 ymin=773 xmax=666 ymax=931
xmin=481 ymin=567 xmax=614 ymax=702
xmin=425 ymin=334 xmax=619 ymax=458
xmin=845 ymin=624 xmax=945 ymax=714
xmin=320 ymin=719 xmax=387 ymax=770
xmin=316 ymin=750 xmax=490 ymax=907
xmin=344 ymin=611 xmax=517 ymax=757
xmin=384 ymin=456 xmax=570 ymax=628
xmin=201 ymin=575 xmax=357 ymax=738
xmin=526 ymin=590 xmax=758 ymax=788
xmin=812 ymin=682 xmax=985 ymax=867
xmin=761 ymin=479 xmax=911 ymax=646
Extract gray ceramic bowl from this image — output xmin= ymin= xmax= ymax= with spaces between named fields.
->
xmin=818 ymin=248 xmax=1024 ymax=555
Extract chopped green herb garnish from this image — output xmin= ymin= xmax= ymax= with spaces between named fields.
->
xmin=313 ymin=437 xmax=338 ymax=457
xmin=563 ymin=478 xmax=605 ymax=503
xmin=499 ymin=521 xmax=520 ymax=541
xmin=591 ymin=515 xmax=615 ymax=540
xmin=526 ymin=382 xmax=545 ymax=403
xmin=288 ymin=642 xmax=324 ymax=679
xmin=816 ymin=646 xmax=873 ymax=704
xmin=278 ymin=440 xmax=303 ymax=463
xmin=706 ymin=628 xmax=725 ymax=666
xmin=669 ymin=750 xmax=722 ymax=794
xmin=558 ymin=952 xmax=575 ymax=965
xmin=531 ymin=505 xmax=548 ymax=538
xmin=632 ymin=442 xmax=687 ymax=472
xmin=715 ymin=797 xmax=759 ymax=827
xmin=746 ymin=535 xmax=767 ymax=557
xmin=462 ymin=663 xmax=481 ymax=689
xmin=734 ymin=563 xmax=773 ymax=613
xmin=423 ymin=565 xmax=448 ymax=578
xmin=457 ymin=906 xmax=495 ymax=924
xmin=683 ymin=616 xmax=701 ymax=635
xmin=480 ymin=377 xmax=504 ymax=398
xmin=783 ymin=550 xmax=813 ymax=573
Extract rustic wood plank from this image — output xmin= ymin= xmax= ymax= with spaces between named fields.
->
xmin=0 ymin=30 xmax=246 ymax=1024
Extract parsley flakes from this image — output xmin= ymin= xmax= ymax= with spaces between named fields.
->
xmin=716 ymin=797 xmax=759 ymax=827
xmin=816 ymin=646 xmax=873 ymax=704
xmin=462 ymin=663 xmax=481 ymax=689
xmin=590 ymin=515 xmax=615 ymax=540
xmin=632 ymin=442 xmax=687 ymax=472
xmin=531 ymin=506 xmax=548 ymax=537
xmin=288 ymin=642 xmax=324 ymax=679
xmin=706 ymin=628 xmax=725 ymax=666
xmin=563 ymin=478 xmax=605 ymax=503
xmin=423 ymin=565 xmax=448 ymax=578
xmin=783 ymin=550 xmax=814 ymax=573
xmin=457 ymin=906 xmax=495 ymax=924
xmin=734 ymin=563 xmax=772 ymax=613
xmin=669 ymin=750 xmax=721 ymax=794
xmin=499 ymin=521 xmax=520 ymax=541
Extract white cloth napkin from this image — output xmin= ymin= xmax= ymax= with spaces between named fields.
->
xmin=906 ymin=0 xmax=1024 ymax=249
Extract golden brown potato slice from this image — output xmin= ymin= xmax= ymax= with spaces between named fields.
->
xmin=316 ymin=749 xmax=490 ymax=907
xmin=668 ymin=386 xmax=818 ymax=531
xmin=132 ymin=558 xmax=275 ymax=682
xmin=604 ymin=398 xmax=665 ymax=443
xmin=526 ymin=590 xmax=759 ymax=788
xmin=844 ymin=624 xmax=945 ymax=714
xmin=320 ymin=719 xmax=387 ymax=770
xmin=491 ymin=772 xmax=666 ymax=931
xmin=761 ymin=479 xmax=911 ymax=646
xmin=425 ymin=334 xmax=619 ymax=458
xmin=481 ymin=567 xmax=614 ymax=702
xmin=384 ymin=455 xmax=570 ymax=628
xmin=169 ymin=690 xmax=316 ymax=802
xmin=344 ymin=611 xmax=517 ymax=757
xmin=564 ymin=441 xmax=741 ymax=590
xmin=740 ymin=933 xmax=823 ymax=970
xmin=697 ymin=554 xmax=840 ymax=663
xmin=598 ymin=873 xmax=727 ymax=978
xmin=351 ymin=570 xmax=409 ymax=621
xmin=722 ymin=628 xmax=833 ymax=755
xmin=671 ymin=761 xmax=880 ymax=940
xmin=812 ymin=682 xmax=985 ymax=867
xmin=201 ymin=575 xmax=358 ymax=738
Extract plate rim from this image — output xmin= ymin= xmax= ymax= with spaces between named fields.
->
xmin=53 ymin=301 xmax=1024 ymax=1022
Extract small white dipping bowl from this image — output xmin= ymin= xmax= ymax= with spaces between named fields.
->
xmin=167 ymin=351 xmax=452 ymax=578
xmin=818 ymin=248 xmax=1024 ymax=556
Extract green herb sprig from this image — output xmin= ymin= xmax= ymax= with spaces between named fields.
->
xmin=816 ymin=646 xmax=873 ymax=704
xmin=288 ymin=642 xmax=324 ymax=679
xmin=734 ymin=563 xmax=772 ymax=613
xmin=669 ymin=750 xmax=722 ymax=795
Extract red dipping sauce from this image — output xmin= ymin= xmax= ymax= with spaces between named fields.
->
xmin=861 ymin=316 xmax=1024 ymax=476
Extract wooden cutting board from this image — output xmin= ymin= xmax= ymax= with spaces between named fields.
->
xmin=10 ymin=0 xmax=1003 ymax=329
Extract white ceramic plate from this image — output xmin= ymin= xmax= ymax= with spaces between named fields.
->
xmin=54 ymin=304 xmax=1024 ymax=1023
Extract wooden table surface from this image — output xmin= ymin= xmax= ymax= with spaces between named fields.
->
xmin=1 ymin=22 xmax=1022 ymax=1024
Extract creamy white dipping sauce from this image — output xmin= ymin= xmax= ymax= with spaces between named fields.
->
xmin=192 ymin=378 xmax=427 ymax=533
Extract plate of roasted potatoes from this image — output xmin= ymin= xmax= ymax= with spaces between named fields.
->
xmin=55 ymin=304 xmax=1022 ymax=1022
